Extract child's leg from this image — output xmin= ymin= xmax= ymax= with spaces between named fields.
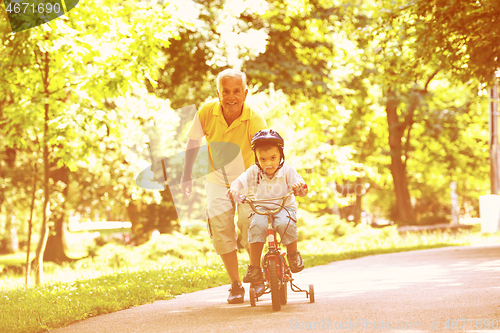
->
xmin=247 ymin=213 xmax=267 ymax=268
xmin=285 ymin=240 xmax=298 ymax=254
xmin=275 ymin=208 xmax=298 ymax=251
xmin=250 ymin=242 xmax=264 ymax=267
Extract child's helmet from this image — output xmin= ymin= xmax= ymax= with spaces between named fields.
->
xmin=251 ymin=129 xmax=284 ymax=151
xmin=250 ymin=129 xmax=285 ymax=174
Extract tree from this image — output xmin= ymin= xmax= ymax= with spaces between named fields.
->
xmin=153 ymin=0 xmax=270 ymax=111
xmin=406 ymin=78 xmax=489 ymax=222
xmin=243 ymin=0 xmax=338 ymax=99
xmin=340 ymin=0 xmax=490 ymax=223
xmin=336 ymin=0 xmax=444 ymax=224
xmin=0 ymin=0 xmax=181 ymax=281
xmin=412 ymin=0 xmax=500 ymax=83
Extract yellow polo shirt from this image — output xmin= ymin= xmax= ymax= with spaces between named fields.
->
xmin=187 ymin=99 xmax=267 ymax=186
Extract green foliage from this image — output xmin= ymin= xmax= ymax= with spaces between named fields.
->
xmin=411 ymin=0 xmax=500 ymax=83
xmin=153 ymin=0 xmax=270 ymax=109
xmin=0 ymin=263 xmax=228 ymax=333
xmin=296 ymin=210 xmax=356 ymax=241
xmin=244 ymin=0 xmax=339 ymax=99
xmin=0 ymin=0 xmax=188 ymax=249
xmin=137 ymin=232 xmax=212 ymax=261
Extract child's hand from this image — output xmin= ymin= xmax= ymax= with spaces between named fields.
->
xmin=293 ymin=183 xmax=308 ymax=197
xmin=226 ymin=188 xmax=242 ymax=202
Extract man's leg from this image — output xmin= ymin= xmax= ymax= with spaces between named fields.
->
xmin=221 ymin=250 xmax=240 ymax=283
xmin=236 ymin=203 xmax=252 ymax=255
xmin=206 ymin=182 xmax=244 ymax=303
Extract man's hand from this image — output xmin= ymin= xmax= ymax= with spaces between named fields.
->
xmin=226 ymin=188 xmax=242 ymax=202
xmin=181 ymin=174 xmax=193 ymax=197
xmin=292 ymin=183 xmax=308 ymax=197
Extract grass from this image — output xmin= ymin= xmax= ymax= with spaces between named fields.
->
xmin=1 ymin=212 xmax=499 ymax=333
xmin=1 ymin=262 xmax=229 ymax=332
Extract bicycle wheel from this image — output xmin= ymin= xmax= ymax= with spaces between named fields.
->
xmin=269 ymin=260 xmax=281 ymax=311
xmin=309 ymin=284 xmax=315 ymax=303
xmin=249 ymin=287 xmax=257 ymax=307
xmin=280 ymin=281 xmax=287 ymax=305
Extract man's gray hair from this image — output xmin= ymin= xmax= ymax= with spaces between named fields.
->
xmin=216 ymin=69 xmax=247 ymax=92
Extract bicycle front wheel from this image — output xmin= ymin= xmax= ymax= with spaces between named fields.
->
xmin=269 ymin=260 xmax=281 ymax=311
xmin=280 ymin=281 xmax=287 ymax=305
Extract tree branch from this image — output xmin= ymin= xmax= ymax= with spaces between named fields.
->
xmin=424 ymin=69 xmax=440 ymax=91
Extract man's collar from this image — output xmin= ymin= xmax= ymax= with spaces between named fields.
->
xmin=212 ymin=101 xmax=250 ymax=121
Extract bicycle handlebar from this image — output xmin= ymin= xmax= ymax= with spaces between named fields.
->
xmin=240 ymin=191 xmax=295 ymax=216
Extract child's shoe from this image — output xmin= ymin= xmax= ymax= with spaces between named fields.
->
xmin=243 ymin=265 xmax=264 ymax=283
xmin=288 ymin=251 xmax=304 ymax=273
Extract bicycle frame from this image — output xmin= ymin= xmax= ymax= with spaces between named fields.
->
xmin=241 ymin=190 xmax=314 ymax=310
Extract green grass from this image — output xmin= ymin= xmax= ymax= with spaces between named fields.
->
xmin=0 ymin=262 xmax=229 ymax=332
xmin=0 ymin=253 xmax=32 ymax=270
xmin=1 ymin=214 xmax=499 ymax=333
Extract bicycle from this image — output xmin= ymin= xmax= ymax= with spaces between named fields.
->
xmin=239 ymin=190 xmax=315 ymax=311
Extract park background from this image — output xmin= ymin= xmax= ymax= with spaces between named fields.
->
xmin=1 ymin=0 xmax=500 ymax=331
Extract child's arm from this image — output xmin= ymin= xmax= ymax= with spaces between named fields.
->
xmin=226 ymin=179 xmax=245 ymax=202
xmin=226 ymin=165 xmax=257 ymax=202
xmin=292 ymin=182 xmax=308 ymax=197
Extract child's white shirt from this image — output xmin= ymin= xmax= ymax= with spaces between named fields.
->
xmin=236 ymin=162 xmax=305 ymax=210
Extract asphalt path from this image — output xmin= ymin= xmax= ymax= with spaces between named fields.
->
xmin=51 ymin=244 xmax=500 ymax=333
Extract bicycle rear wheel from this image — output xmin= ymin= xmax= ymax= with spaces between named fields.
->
xmin=269 ymin=260 xmax=281 ymax=311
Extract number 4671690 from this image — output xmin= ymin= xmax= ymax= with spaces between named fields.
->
xmin=5 ymin=2 xmax=62 ymax=14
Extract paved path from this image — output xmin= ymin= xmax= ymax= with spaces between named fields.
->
xmin=51 ymin=244 xmax=500 ymax=332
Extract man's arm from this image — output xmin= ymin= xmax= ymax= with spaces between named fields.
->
xmin=226 ymin=179 xmax=244 ymax=201
xmin=181 ymin=138 xmax=201 ymax=197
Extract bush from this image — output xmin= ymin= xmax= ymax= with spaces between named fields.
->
xmin=297 ymin=211 xmax=356 ymax=242
xmin=95 ymin=244 xmax=137 ymax=269
xmin=137 ymin=232 xmax=211 ymax=260
xmin=418 ymin=215 xmax=450 ymax=225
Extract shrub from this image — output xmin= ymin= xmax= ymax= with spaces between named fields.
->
xmin=95 ymin=244 xmax=137 ymax=269
xmin=297 ymin=211 xmax=356 ymax=242
xmin=137 ymin=232 xmax=212 ymax=261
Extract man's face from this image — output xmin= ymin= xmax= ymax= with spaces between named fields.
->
xmin=256 ymin=146 xmax=281 ymax=177
xmin=217 ymin=75 xmax=248 ymax=116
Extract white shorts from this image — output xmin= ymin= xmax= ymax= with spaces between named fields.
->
xmin=248 ymin=207 xmax=297 ymax=245
xmin=205 ymin=182 xmax=251 ymax=255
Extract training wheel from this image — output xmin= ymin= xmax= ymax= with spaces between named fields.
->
xmin=309 ymin=284 xmax=315 ymax=303
xmin=249 ymin=287 xmax=257 ymax=306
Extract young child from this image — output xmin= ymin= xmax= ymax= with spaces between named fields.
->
xmin=226 ymin=129 xmax=308 ymax=296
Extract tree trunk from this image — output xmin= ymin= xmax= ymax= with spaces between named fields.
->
xmin=34 ymin=36 xmax=51 ymax=285
xmin=44 ymin=165 xmax=71 ymax=264
xmin=34 ymin=100 xmax=50 ymax=285
xmin=0 ymin=147 xmax=17 ymax=254
xmin=3 ymin=208 xmax=17 ymax=254
xmin=353 ymin=178 xmax=365 ymax=225
xmin=126 ymin=200 xmax=147 ymax=245
xmin=26 ymin=163 xmax=37 ymax=287
xmin=386 ymin=95 xmax=415 ymax=224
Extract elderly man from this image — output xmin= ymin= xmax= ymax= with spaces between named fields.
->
xmin=181 ymin=69 xmax=267 ymax=304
